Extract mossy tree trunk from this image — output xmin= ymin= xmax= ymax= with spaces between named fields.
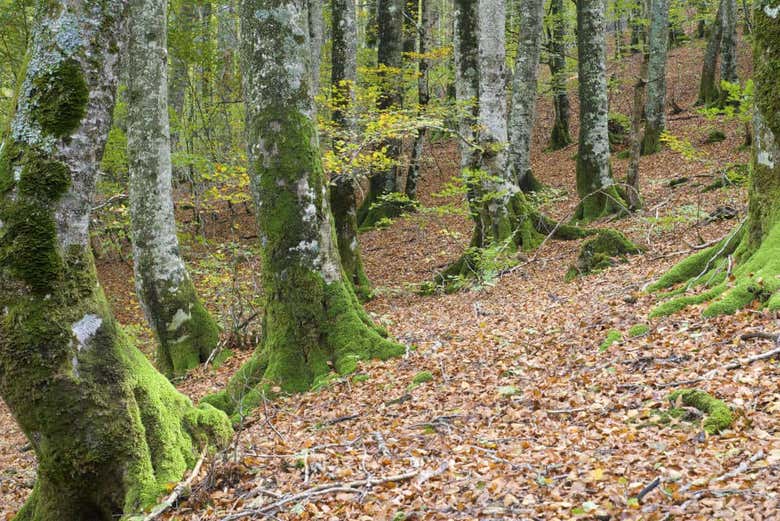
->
xmin=0 ymin=2 xmax=231 ymax=519
xmin=437 ymin=0 xmax=590 ymax=287
xmin=128 ymin=0 xmax=221 ymax=378
xmin=308 ymin=0 xmax=324 ymax=96
xmin=698 ymin=0 xmax=723 ymax=106
xmin=405 ymin=0 xmax=431 ymax=200
xmin=719 ymin=0 xmax=739 ymax=100
xmin=649 ymin=1 xmax=780 ymax=317
xmin=204 ymin=0 xmax=404 ymax=418
xmin=508 ymin=0 xmax=545 ymax=192
xmin=356 ymin=0 xmax=408 ymax=228
xmin=641 ymin=0 xmax=670 ymax=155
xmin=330 ymin=0 xmax=372 ymax=299
xmin=574 ymin=0 xmax=627 ymax=222
xmin=548 ymin=0 xmax=573 ymax=150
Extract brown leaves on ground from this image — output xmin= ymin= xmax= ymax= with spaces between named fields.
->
xmin=1 ymin=34 xmax=778 ymax=521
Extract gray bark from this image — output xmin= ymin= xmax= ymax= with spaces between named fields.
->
xmin=127 ymin=0 xmax=220 ymax=376
xmin=453 ymin=0 xmax=480 ymax=171
xmin=331 ymin=0 xmax=372 ymax=297
xmin=720 ymin=0 xmax=738 ymax=86
xmin=0 ymin=1 xmax=230 ymax=517
xmin=308 ymin=0 xmax=324 ymax=96
xmin=405 ymin=0 xmax=432 ymax=199
xmin=548 ymin=0 xmax=572 ymax=149
xmin=642 ymin=0 xmax=670 ymax=154
xmin=575 ymin=0 xmax=624 ymax=221
xmin=698 ymin=0 xmax=723 ymax=105
xmin=508 ymin=0 xmax=544 ymax=191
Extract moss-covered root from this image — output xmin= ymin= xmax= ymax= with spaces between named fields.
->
xmin=669 ymin=389 xmax=734 ymax=435
xmin=431 ymin=193 xmax=595 ymax=292
xmin=356 ymin=191 xmax=418 ymax=231
xmin=648 ymin=222 xmax=780 ymax=317
xmin=203 ymin=278 xmax=403 ymax=421
xmin=8 ymin=310 xmax=231 ymax=521
xmin=150 ymin=283 xmax=221 ymax=378
xmin=573 ymin=184 xmax=629 ymax=223
xmin=566 ymin=229 xmax=643 ymax=280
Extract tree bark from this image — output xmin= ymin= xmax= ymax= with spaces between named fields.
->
xmin=0 ymin=2 xmax=231 ymax=518
xmin=719 ymin=0 xmax=739 ymax=93
xmin=204 ymin=0 xmax=403 ymax=416
xmin=356 ymin=0 xmax=408 ymax=228
xmin=548 ymin=0 xmax=572 ymax=150
xmin=405 ymin=0 xmax=432 ymax=200
xmin=641 ymin=0 xmax=670 ymax=155
xmin=649 ymin=1 xmax=780 ymax=317
xmin=626 ymin=46 xmax=649 ymax=210
xmin=698 ymin=0 xmax=724 ymax=105
xmin=127 ymin=0 xmax=221 ymax=377
xmin=574 ymin=0 xmax=626 ymax=221
xmin=508 ymin=0 xmax=544 ymax=191
xmin=330 ymin=0 xmax=372 ymax=299
xmin=308 ymin=0 xmax=324 ymax=96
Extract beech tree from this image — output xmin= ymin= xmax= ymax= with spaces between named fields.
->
xmin=0 ymin=1 xmax=231 ymax=518
xmin=574 ymin=0 xmax=627 ymax=221
xmin=127 ymin=0 xmax=221 ymax=377
xmin=204 ymin=0 xmax=404 ymax=416
xmin=547 ymin=0 xmax=572 ymax=150
xmin=356 ymin=0 xmax=407 ymax=228
xmin=699 ymin=0 xmax=724 ymax=105
xmin=437 ymin=0 xmax=587 ymax=287
xmin=650 ymin=1 xmax=780 ymax=317
xmin=508 ymin=0 xmax=545 ymax=191
xmin=330 ymin=0 xmax=373 ymax=299
xmin=405 ymin=0 xmax=432 ymax=200
xmin=641 ymin=0 xmax=670 ymax=154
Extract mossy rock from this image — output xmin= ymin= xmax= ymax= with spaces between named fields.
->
xmin=566 ymin=229 xmax=643 ymax=280
xmin=608 ymin=112 xmax=630 ymax=146
xmin=668 ymin=389 xmax=733 ymax=434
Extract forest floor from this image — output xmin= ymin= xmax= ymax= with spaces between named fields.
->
xmin=2 ymin=35 xmax=779 ymax=521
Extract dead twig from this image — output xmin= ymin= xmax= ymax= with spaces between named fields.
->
xmin=141 ymin=448 xmax=207 ymax=521
xmin=220 ymin=468 xmax=421 ymax=520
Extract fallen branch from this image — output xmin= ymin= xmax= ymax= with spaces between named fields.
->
xmin=636 ymin=476 xmax=661 ymax=503
xmin=657 ymin=336 xmax=780 ymax=388
xmin=141 ymin=448 xmax=207 ymax=521
xmin=221 ymin=469 xmax=421 ymax=520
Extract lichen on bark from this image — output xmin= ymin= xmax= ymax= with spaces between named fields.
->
xmin=204 ymin=0 xmax=404 ymax=419
xmin=0 ymin=3 xmax=231 ymax=519
xmin=127 ymin=0 xmax=220 ymax=377
xmin=574 ymin=0 xmax=627 ymax=222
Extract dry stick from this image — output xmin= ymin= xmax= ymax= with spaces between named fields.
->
xmin=221 ymin=469 xmax=421 ymax=520
xmin=657 ymin=333 xmax=780 ymax=388
xmin=142 ymin=448 xmax=208 ymax=521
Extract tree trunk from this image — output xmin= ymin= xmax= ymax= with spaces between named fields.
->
xmin=626 ymin=48 xmax=649 ymax=210
xmin=437 ymin=0 xmax=590 ymax=287
xmin=508 ymin=0 xmax=544 ymax=191
xmin=0 ymin=2 xmax=231 ymax=518
xmin=405 ymin=0 xmax=432 ymax=200
xmin=330 ymin=0 xmax=372 ymax=299
xmin=454 ymin=0 xmax=480 ymax=173
xmin=698 ymin=0 xmax=724 ymax=106
xmin=356 ymin=0 xmax=408 ymax=228
xmin=204 ymin=0 xmax=403 ymax=416
xmin=548 ymin=0 xmax=572 ymax=150
xmin=641 ymin=0 xmax=670 ymax=155
xmin=649 ymin=2 xmax=780 ymax=317
xmin=308 ymin=0 xmax=324 ymax=96
xmin=574 ymin=0 xmax=626 ymax=222
xmin=168 ymin=0 xmax=195 ymax=182
xmin=127 ymin=0 xmax=221 ymax=377
xmin=719 ymin=0 xmax=738 ymax=95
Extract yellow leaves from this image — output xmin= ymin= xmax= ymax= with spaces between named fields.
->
xmin=589 ymin=467 xmax=605 ymax=482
